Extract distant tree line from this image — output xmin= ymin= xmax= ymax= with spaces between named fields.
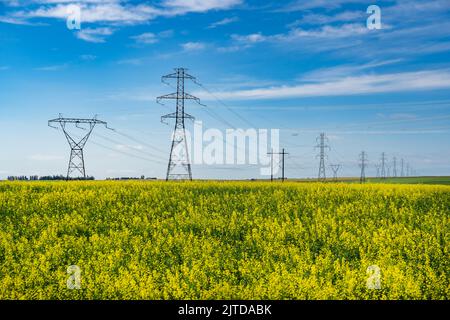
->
xmin=106 ymin=176 xmax=157 ymax=181
xmin=7 ymin=175 xmax=95 ymax=181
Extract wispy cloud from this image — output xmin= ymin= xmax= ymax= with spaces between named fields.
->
xmin=162 ymin=0 xmax=242 ymax=14
xmin=207 ymin=16 xmax=238 ymax=29
xmin=277 ymin=0 xmax=372 ymax=11
xmin=206 ymin=69 xmax=450 ymax=100
xmin=130 ymin=32 xmax=158 ymax=44
xmin=75 ymin=27 xmax=114 ymax=43
xmin=288 ymin=11 xmax=364 ymax=27
xmin=181 ymin=41 xmax=206 ymax=51
xmin=1 ymin=0 xmax=242 ymax=27
xmin=299 ymin=59 xmax=403 ymax=81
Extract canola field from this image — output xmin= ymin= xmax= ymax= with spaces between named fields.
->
xmin=0 ymin=181 xmax=448 ymax=300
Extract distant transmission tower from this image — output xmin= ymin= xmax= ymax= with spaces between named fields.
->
xmin=48 ymin=114 xmax=110 ymax=180
xmin=393 ymin=157 xmax=397 ymax=177
xmin=375 ymin=164 xmax=380 ymax=178
xmin=329 ymin=164 xmax=341 ymax=181
xmin=359 ymin=151 xmax=368 ymax=183
xmin=401 ymin=158 xmax=405 ymax=177
xmin=380 ymin=152 xmax=387 ymax=179
xmin=267 ymin=148 xmax=289 ymax=182
xmin=157 ymin=68 xmax=204 ymax=181
xmin=315 ymin=133 xmax=330 ymax=181
xmin=406 ymin=163 xmax=410 ymax=177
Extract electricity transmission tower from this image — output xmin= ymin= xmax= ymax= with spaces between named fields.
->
xmin=267 ymin=148 xmax=289 ymax=182
xmin=393 ymin=157 xmax=398 ymax=177
xmin=400 ymin=159 xmax=405 ymax=177
xmin=157 ymin=68 xmax=204 ymax=181
xmin=315 ymin=133 xmax=330 ymax=181
xmin=48 ymin=114 xmax=110 ymax=180
xmin=380 ymin=152 xmax=387 ymax=179
xmin=375 ymin=164 xmax=380 ymax=178
xmin=329 ymin=164 xmax=341 ymax=181
xmin=359 ymin=151 xmax=368 ymax=183
xmin=406 ymin=163 xmax=410 ymax=177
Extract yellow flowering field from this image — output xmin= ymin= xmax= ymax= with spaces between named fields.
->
xmin=0 ymin=181 xmax=448 ymax=300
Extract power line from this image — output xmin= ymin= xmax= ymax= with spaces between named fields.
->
xmin=67 ymin=129 xmax=166 ymax=165
xmin=194 ymin=81 xmax=258 ymax=128
xmin=93 ymin=132 xmax=168 ymax=163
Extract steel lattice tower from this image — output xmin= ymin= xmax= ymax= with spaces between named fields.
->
xmin=157 ymin=68 xmax=203 ymax=181
xmin=48 ymin=115 xmax=110 ymax=180
xmin=359 ymin=151 xmax=368 ymax=183
xmin=315 ymin=133 xmax=330 ymax=181
xmin=401 ymin=158 xmax=405 ymax=177
xmin=267 ymin=148 xmax=289 ymax=182
xmin=329 ymin=164 xmax=341 ymax=181
xmin=393 ymin=157 xmax=398 ymax=177
xmin=380 ymin=152 xmax=387 ymax=179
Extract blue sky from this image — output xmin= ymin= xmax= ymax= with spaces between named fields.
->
xmin=0 ymin=0 xmax=449 ymax=179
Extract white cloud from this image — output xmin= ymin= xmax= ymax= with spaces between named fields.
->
xmin=299 ymin=59 xmax=403 ymax=82
xmin=288 ymin=11 xmax=364 ymax=27
xmin=232 ymin=24 xmax=368 ymax=48
xmin=162 ymin=0 xmax=241 ymax=14
xmin=207 ymin=16 xmax=238 ymax=29
xmin=75 ymin=27 xmax=114 ymax=43
xmin=232 ymin=32 xmax=266 ymax=43
xmin=278 ymin=0 xmax=371 ymax=11
xmin=181 ymin=41 xmax=206 ymax=51
xmin=2 ymin=0 xmax=241 ymax=27
xmin=131 ymin=32 xmax=158 ymax=44
xmin=206 ymin=70 xmax=450 ymax=100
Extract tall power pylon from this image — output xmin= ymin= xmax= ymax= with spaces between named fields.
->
xmin=48 ymin=114 xmax=110 ymax=180
xmin=315 ymin=133 xmax=330 ymax=181
xmin=157 ymin=68 xmax=203 ymax=181
xmin=267 ymin=148 xmax=289 ymax=182
xmin=393 ymin=157 xmax=398 ymax=177
xmin=380 ymin=152 xmax=387 ymax=179
xmin=359 ymin=151 xmax=368 ymax=183
xmin=329 ymin=164 xmax=341 ymax=181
